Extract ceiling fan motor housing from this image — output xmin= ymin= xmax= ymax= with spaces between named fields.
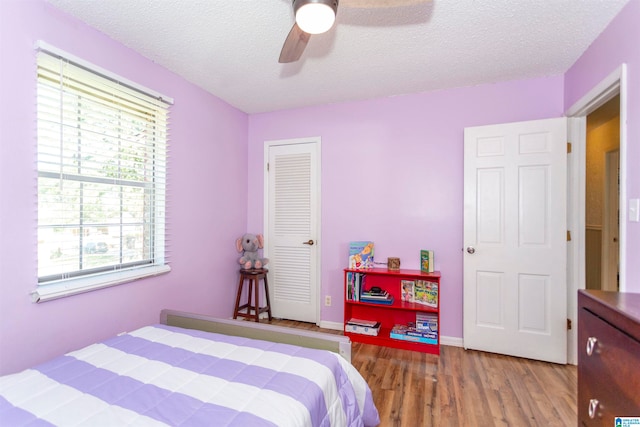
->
xmin=293 ymin=0 xmax=339 ymax=17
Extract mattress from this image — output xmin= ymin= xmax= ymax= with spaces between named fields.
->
xmin=0 ymin=324 xmax=380 ymax=426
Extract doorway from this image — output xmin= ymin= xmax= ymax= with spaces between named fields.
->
xmin=566 ymin=64 xmax=627 ymax=364
xmin=584 ymin=95 xmax=620 ymax=291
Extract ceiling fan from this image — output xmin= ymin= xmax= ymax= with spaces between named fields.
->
xmin=279 ymin=0 xmax=428 ymax=63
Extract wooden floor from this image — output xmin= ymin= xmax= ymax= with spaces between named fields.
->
xmin=270 ymin=319 xmax=577 ymax=427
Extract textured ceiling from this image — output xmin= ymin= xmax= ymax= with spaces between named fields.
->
xmin=46 ymin=0 xmax=629 ymax=114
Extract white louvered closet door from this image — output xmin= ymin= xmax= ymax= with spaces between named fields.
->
xmin=266 ymin=139 xmax=320 ymax=323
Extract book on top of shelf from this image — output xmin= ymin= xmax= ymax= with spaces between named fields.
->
xmin=414 ymin=280 xmax=438 ymax=308
xmin=349 ymin=241 xmax=375 ymax=269
xmin=401 ymin=280 xmax=415 ymax=303
xmin=420 ymin=249 xmax=435 ymax=273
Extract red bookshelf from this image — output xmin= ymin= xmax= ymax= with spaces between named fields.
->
xmin=344 ymin=268 xmax=441 ymax=355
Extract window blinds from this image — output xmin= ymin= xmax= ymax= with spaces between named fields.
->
xmin=35 ymin=46 xmax=171 ymax=299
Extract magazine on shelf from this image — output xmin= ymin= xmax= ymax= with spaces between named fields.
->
xmin=414 ymin=280 xmax=438 ymax=308
xmin=401 ymin=280 xmax=415 ymax=302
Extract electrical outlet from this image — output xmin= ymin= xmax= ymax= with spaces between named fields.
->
xmin=325 ymin=296 xmax=331 ymax=306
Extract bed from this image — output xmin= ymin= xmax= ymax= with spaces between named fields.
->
xmin=0 ymin=310 xmax=380 ymax=426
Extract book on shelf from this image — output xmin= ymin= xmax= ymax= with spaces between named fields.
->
xmin=420 ymin=249 xmax=435 ymax=273
xmin=414 ymin=313 xmax=438 ymax=333
xmin=401 ymin=280 xmax=415 ymax=303
xmin=349 ymin=241 xmax=375 ymax=270
xmin=390 ymin=332 xmax=438 ymax=344
xmin=414 ymin=280 xmax=438 ymax=308
xmin=346 ymin=271 xmax=368 ymax=301
xmin=390 ymin=324 xmax=438 ymax=344
xmin=360 ymin=295 xmax=394 ymax=305
xmin=360 ymin=289 xmax=389 ymax=300
xmin=347 ymin=318 xmax=379 ymax=327
xmin=345 ymin=320 xmax=381 ymax=336
xmin=391 ymin=324 xmax=437 ymax=336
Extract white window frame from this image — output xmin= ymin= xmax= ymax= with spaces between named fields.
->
xmin=31 ymin=42 xmax=172 ymax=303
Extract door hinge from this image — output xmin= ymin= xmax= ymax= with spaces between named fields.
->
xmin=267 ymin=162 xmax=269 ymax=172
xmin=567 ymin=230 xmax=572 ymax=241
xmin=567 ymin=142 xmax=572 ymax=153
xmin=567 ymin=319 xmax=572 ymax=330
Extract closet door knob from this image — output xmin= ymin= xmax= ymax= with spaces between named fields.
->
xmin=466 ymin=246 xmax=475 ymax=254
xmin=303 ymin=240 xmax=314 ymax=245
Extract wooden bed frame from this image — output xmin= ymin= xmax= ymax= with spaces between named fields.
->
xmin=160 ymin=309 xmax=352 ymax=362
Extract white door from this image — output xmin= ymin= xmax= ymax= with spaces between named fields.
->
xmin=463 ymin=118 xmax=567 ymax=364
xmin=264 ymin=138 xmax=320 ymax=323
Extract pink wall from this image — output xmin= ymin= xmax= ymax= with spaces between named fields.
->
xmin=1 ymin=0 xmax=636 ymax=376
xmin=0 ymin=0 xmax=248 ymax=375
xmin=564 ymin=0 xmax=640 ymax=292
xmin=248 ymin=77 xmax=565 ymax=339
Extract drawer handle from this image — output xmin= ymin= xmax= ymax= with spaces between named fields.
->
xmin=588 ymin=398 xmax=600 ymax=419
xmin=586 ymin=337 xmax=598 ymax=356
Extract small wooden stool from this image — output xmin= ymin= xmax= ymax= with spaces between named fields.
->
xmin=233 ymin=268 xmax=272 ymax=322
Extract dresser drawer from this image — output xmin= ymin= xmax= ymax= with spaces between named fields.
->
xmin=578 ymin=307 xmax=640 ymax=425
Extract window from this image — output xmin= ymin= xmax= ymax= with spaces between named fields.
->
xmin=33 ymin=44 xmax=172 ymax=302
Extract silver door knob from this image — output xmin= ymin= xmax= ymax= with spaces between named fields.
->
xmin=303 ymin=240 xmax=314 ymax=245
xmin=586 ymin=337 xmax=598 ymax=356
xmin=466 ymin=246 xmax=475 ymax=254
xmin=588 ymin=399 xmax=600 ymax=419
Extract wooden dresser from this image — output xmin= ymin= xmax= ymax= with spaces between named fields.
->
xmin=578 ymin=290 xmax=640 ymax=425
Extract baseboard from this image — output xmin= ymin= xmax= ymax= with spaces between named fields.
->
xmin=319 ymin=320 xmax=344 ymax=331
xmin=440 ymin=335 xmax=464 ymax=347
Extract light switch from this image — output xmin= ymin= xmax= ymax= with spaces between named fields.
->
xmin=630 ymin=199 xmax=640 ymax=222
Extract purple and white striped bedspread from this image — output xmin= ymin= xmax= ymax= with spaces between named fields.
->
xmin=0 ymin=324 xmax=380 ymax=426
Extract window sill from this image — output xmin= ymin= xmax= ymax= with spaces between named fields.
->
xmin=31 ymin=265 xmax=171 ymax=303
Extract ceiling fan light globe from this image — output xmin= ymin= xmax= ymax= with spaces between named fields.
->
xmin=295 ymin=3 xmax=336 ymax=34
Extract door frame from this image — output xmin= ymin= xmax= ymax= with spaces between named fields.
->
xmin=262 ymin=136 xmax=322 ymax=325
xmin=602 ymin=149 xmax=620 ymax=291
xmin=566 ymin=63 xmax=627 ymax=364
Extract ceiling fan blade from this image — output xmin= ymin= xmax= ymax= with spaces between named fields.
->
xmin=279 ymin=23 xmax=311 ymax=63
xmin=341 ymin=0 xmax=429 ymax=7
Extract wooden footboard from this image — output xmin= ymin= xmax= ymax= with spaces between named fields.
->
xmin=160 ymin=309 xmax=352 ymax=362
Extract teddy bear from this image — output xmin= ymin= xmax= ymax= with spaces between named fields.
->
xmin=236 ymin=233 xmax=269 ymax=270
